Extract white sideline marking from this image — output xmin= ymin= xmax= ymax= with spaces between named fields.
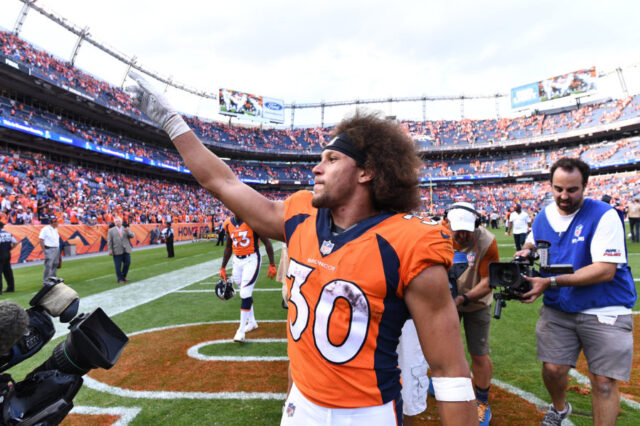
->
xmin=491 ymin=378 xmax=575 ymax=425
xmin=53 ymin=243 xmax=283 ymax=338
xmin=83 ymin=375 xmax=286 ymax=401
xmin=187 ymin=338 xmax=288 ymax=361
xmin=125 ymin=320 xmax=286 ymax=337
xmin=70 ymin=406 xmax=141 ymax=426
xmin=569 ymin=370 xmax=640 ymax=410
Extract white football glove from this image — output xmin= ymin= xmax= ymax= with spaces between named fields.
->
xmin=126 ymin=71 xmax=191 ymax=140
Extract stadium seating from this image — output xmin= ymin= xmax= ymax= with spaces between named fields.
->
xmin=2 ymin=29 xmax=640 ymax=155
xmin=1 ymin=28 xmax=639 ymax=230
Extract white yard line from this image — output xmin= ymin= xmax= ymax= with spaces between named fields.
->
xmin=69 ymin=406 xmax=142 ymax=426
xmin=491 ymin=378 xmax=575 ymax=425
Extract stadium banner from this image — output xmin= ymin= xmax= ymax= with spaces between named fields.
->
xmin=0 ymin=118 xmax=190 ymax=174
xmin=511 ymin=66 xmax=597 ymax=109
xmin=5 ymin=223 xmax=212 ymax=264
xmin=510 ymin=82 xmax=540 ymax=109
xmin=262 ymin=97 xmax=285 ymax=124
xmin=0 ymin=54 xmax=31 ymax=75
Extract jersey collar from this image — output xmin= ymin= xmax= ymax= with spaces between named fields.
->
xmin=315 ymin=208 xmax=394 ymax=257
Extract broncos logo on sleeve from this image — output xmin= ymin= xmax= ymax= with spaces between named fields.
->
xmin=223 ymin=217 xmax=259 ymax=257
xmin=282 ymin=190 xmax=453 ymax=409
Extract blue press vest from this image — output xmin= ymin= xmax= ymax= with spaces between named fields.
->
xmin=532 ymin=198 xmax=636 ymax=312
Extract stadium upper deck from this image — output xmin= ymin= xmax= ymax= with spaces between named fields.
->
xmin=1 ymin=93 xmax=639 ymax=186
xmin=2 ymin=29 xmax=640 ymax=158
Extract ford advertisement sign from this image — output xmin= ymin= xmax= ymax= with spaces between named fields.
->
xmin=262 ymin=96 xmax=285 ymax=123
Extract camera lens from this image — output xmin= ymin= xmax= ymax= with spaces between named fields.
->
xmin=500 ymin=268 xmax=516 ymax=285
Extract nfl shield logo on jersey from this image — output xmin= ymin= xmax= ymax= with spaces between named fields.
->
xmin=286 ymin=402 xmax=296 ymax=417
xmin=574 ymin=224 xmax=583 ymax=238
xmin=320 ymin=240 xmax=335 ymax=255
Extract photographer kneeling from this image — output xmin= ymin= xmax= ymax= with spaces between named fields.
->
xmin=516 ymin=157 xmax=636 ymax=426
xmin=445 ymin=202 xmax=499 ymax=426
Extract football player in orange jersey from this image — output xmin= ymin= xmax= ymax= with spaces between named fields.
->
xmin=128 ymin=73 xmax=477 ymax=425
xmin=220 ymin=215 xmax=276 ymax=342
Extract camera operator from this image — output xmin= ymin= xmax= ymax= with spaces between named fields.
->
xmin=445 ymin=202 xmax=499 ymax=426
xmin=516 ymin=158 xmax=636 ymax=426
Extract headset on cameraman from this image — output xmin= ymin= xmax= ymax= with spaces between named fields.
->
xmin=444 ymin=202 xmax=482 ymax=229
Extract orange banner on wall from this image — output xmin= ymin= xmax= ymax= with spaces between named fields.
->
xmin=5 ymin=223 xmax=212 ymax=263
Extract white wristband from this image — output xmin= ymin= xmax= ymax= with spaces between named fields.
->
xmin=431 ymin=377 xmax=476 ymax=402
xmin=163 ymin=114 xmax=191 ymax=140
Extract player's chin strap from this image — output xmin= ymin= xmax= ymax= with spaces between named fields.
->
xmin=431 ymin=377 xmax=476 ymax=401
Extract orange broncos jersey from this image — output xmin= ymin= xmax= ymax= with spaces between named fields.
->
xmin=283 ymin=191 xmax=453 ymax=408
xmin=223 ymin=217 xmax=260 ymax=256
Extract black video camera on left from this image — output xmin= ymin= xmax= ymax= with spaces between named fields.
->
xmin=489 ymin=240 xmax=573 ymax=319
xmin=0 ymin=277 xmax=129 ymax=425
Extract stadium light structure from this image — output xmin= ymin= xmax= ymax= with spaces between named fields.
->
xmin=70 ymin=26 xmax=90 ymax=66
xmin=12 ymin=0 xmax=35 ymax=35
xmin=286 ymin=93 xmax=506 ymax=127
xmin=15 ymin=0 xmax=217 ymax=101
xmin=12 ymin=0 xmax=640 ymax=127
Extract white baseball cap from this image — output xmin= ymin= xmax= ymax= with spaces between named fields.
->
xmin=447 ymin=202 xmax=477 ymax=232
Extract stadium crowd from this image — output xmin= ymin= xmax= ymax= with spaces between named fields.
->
xmin=0 ymin=30 xmax=140 ymax=118
xmin=0 ymin=146 xmax=230 ymax=226
xmin=426 ymin=172 xmax=639 ymax=218
xmin=3 ymin=29 xmax=640 ymax=156
xmin=2 ymin=94 xmax=640 ymax=185
xmin=0 ymin=143 xmax=637 ymax=229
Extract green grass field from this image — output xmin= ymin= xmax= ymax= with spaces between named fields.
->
xmin=2 ymin=227 xmax=639 ymax=425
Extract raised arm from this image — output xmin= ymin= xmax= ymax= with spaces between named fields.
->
xmin=404 ymin=264 xmax=478 ymax=425
xmin=127 ymin=73 xmax=284 ymax=240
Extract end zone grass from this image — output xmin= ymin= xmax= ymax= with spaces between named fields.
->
xmin=2 ymin=231 xmax=639 ymax=425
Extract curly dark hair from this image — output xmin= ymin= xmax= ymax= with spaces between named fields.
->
xmin=550 ymin=157 xmax=591 ymax=186
xmin=332 ymin=111 xmax=422 ymax=212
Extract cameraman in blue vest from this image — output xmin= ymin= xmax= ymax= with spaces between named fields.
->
xmin=516 ymin=157 xmax=636 ymax=426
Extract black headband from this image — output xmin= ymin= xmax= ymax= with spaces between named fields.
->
xmin=323 ymin=133 xmax=366 ymax=166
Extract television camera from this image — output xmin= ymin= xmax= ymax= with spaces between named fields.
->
xmin=489 ymin=240 xmax=573 ymax=319
xmin=0 ymin=277 xmax=129 ymax=425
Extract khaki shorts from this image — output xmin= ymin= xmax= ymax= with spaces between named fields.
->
xmin=536 ymin=305 xmax=634 ymax=382
xmin=460 ymin=306 xmax=492 ymax=356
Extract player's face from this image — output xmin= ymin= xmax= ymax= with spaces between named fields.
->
xmin=452 ymin=230 xmax=473 ymax=246
xmin=311 ymin=150 xmax=359 ymax=209
xmin=552 ymin=168 xmax=585 ymax=215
